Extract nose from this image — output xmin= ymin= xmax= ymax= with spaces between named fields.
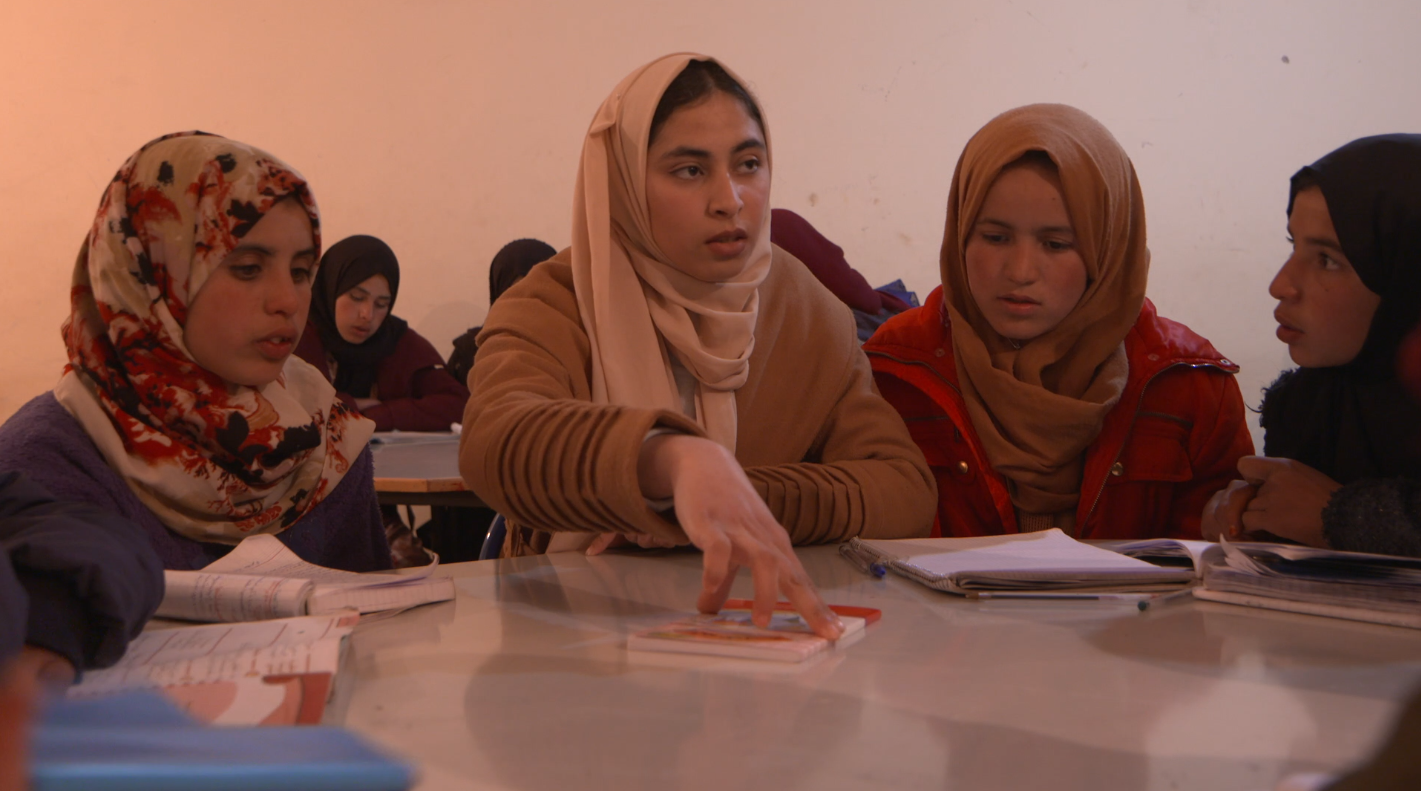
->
xmin=1002 ymin=241 xmax=1037 ymax=285
xmin=707 ymin=169 xmax=743 ymax=218
xmin=1269 ymin=254 xmax=1300 ymax=301
xmin=357 ymin=301 xmax=373 ymax=321
xmin=266 ymin=270 xmax=302 ymax=317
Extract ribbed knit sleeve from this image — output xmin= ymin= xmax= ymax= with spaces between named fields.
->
xmin=459 ymin=263 xmax=702 ymax=543
xmin=747 ymin=346 xmax=936 ymax=544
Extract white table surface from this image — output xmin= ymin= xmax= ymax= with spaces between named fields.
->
xmin=330 ymin=546 xmax=1421 ymax=791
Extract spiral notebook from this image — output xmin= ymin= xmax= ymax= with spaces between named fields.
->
xmin=840 ymin=529 xmax=1196 ymax=594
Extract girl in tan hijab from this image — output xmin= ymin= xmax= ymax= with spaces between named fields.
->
xmin=865 ymin=104 xmax=1253 ymax=540
xmin=459 ymin=54 xmax=935 ymax=637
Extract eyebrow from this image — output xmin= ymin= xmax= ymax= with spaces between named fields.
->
xmin=1301 ymin=235 xmax=1345 ymax=255
xmin=226 ymin=244 xmax=318 ymax=259
xmin=657 ymin=138 xmax=766 ymax=161
xmin=976 ymin=218 xmax=1074 ymax=235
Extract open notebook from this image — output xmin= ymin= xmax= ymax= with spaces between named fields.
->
xmin=157 ymin=535 xmax=455 ymax=622
xmin=841 ymin=529 xmax=1198 ymax=594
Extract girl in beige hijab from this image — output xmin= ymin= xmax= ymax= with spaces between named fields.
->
xmin=459 ymin=54 xmax=935 ymax=637
xmin=866 ymin=104 xmax=1253 ymax=540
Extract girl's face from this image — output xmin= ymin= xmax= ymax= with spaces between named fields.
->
xmin=1270 ymin=186 xmax=1381 ymax=367
xmin=184 ymin=199 xmax=317 ymax=387
xmin=964 ymin=161 xmax=1088 ymax=342
xmin=334 ymin=274 xmax=392 ymax=344
xmin=645 ymin=91 xmax=769 ymax=282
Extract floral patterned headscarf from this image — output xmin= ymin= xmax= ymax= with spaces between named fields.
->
xmin=54 ymin=131 xmax=374 ymax=544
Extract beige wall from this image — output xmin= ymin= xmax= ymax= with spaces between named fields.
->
xmin=3 ymin=0 xmax=1420 ymax=445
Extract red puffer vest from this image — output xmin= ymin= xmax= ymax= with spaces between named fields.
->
xmin=864 ymin=288 xmax=1254 ymax=540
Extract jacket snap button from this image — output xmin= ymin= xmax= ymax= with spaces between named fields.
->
xmin=934 ymin=348 xmax=946 ymax=357
xmin=1110 ymin=462 xmax=1124 ymax=476
xmin=1220 ymin=358 xmax=1231 ymax=366
xmin=957 ymin=461 xmax=970 ymax=475
xmin=1146 ymin=353 xmax=1159 ymax=362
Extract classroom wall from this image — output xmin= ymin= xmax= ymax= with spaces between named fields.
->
xmin=3 ymin=0 xmax=1419 ymax=445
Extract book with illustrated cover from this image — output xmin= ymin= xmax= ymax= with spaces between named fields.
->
xmin=628 ymin=602 xmax=876 ymax=663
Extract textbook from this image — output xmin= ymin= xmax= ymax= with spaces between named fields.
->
xmin=69 ymin=613 xmax=357 ymax=725
xmin=628 ymin=602 xmax=877 ymax=663
xmin=840 ymin=529 xmax=1197 ymax=595
xmin=1194 ymin=539 xmax=1421 ymax=629
xmin=156 ymin=534 xmax=455 ymax=622
xmin=33 ymin=691 xmax=413 ymax=790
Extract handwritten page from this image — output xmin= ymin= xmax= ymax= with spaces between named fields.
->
xmin=71 ymin=613 xmax=355 ymax=696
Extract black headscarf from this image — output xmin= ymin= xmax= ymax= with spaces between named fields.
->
xmin=1261 ymin=134 xmax=1421 ymax=483
xmin=489 ymin=238 xmax=556 ymax=303
xmin=310 ymin=235 xmax=409 ymax=398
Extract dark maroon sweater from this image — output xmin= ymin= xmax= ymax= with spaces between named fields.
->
xmin=295 ymin=321 xmax=470 ymax=432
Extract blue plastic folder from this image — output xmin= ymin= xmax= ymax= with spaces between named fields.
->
xmin=32 ymin=692 xmax=413 ymax=791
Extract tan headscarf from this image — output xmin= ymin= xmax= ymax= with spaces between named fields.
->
xmin=941 ymin=104 xmax=1149 ymax=520
xmin=570 ymin=53 xmax=772 ymax=452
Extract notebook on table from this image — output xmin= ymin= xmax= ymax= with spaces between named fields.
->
xmin=157 ymin=534 xmax=455 ymax=623
xmin=840 ymin=529 xmax=1197 ymax=595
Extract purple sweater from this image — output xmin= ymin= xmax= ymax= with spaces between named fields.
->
xmin=0 ymin=393 xmax=391 ymax=572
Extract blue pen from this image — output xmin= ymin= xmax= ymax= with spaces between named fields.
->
xmin=839 ymin=541 xmax=889 ymax=579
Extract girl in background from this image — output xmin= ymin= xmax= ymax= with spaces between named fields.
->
xmin=446 ymin=238 xmax=558 ymax=387
xmin=296 ymin=235 xmax=469 ymax=432
xmin=867 ymin=104 xmax=1253 ymax=540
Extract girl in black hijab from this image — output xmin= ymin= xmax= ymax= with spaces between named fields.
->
xmin=446 ymin=238 xmax=557 ymax=386
xmin=296 ymin=235 xmax=469 ymax=433
xmin=1203 ymin=135 xmax=1421 ymax=556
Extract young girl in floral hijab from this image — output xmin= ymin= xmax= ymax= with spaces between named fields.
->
xmin=0 ymin=131 xmax=389 ymax=571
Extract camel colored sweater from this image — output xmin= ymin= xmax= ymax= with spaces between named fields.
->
xmin=459 ymin=248 xmax=935 ymax=552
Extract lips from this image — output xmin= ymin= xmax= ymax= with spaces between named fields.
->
xmin=1274 ymin=310 xmax=1303 ymax=344
xmin=255 ymin=330 xmax=296 ymax=360
xmin=706 ymin=229 xmax=749 ymax=258
xmin=997 ymin=293 xmax=1041 ymax=316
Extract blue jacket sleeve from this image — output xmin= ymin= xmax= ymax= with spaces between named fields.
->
xmin=0 ymin=471 xmax=164 ymax=670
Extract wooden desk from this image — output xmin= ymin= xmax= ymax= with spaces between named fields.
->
xmin=329 ymin=546 xmax=1421 ymax=790
xmin=369 ymin=434 xmax=484 ymax=508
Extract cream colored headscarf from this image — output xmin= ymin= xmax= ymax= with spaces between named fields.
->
xmin=571 ymin=53 xmax=772 ymax=452
xmin=55 ymin=132 xmax=374 ymax=544
xmin=941 ymin=104 xmax=1149 ymax=519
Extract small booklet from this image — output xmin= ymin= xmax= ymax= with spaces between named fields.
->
xmin=157 ymin=534 xmax=455 ymax=622
xmin=69 ymin=612 xmax=357 ymax=725
xmin=840 ymin=529 xmax=1197 ymax=595
xmin=1194 ymin=538 xmax=1421 ymax=629
xmin=628 ymin=602 xmax=877 ymax=663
